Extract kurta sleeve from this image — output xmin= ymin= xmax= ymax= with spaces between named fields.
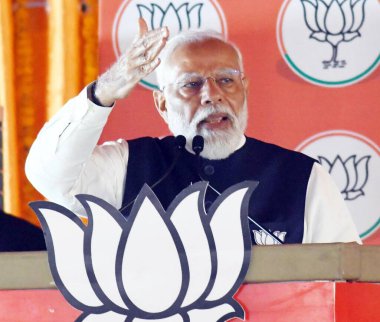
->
xmin=303 ymin=163 xmax=362 ymax=243
xmin=25 ymin=85 xmax=129 ymax=214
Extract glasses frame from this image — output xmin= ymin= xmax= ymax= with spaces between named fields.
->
xmin=160 ymin=69 xmax=245 ymax=94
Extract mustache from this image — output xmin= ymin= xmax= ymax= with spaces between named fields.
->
xmin=190 ymin=105 xmax=237 ymax=127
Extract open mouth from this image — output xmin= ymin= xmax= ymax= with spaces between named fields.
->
xmin=199 ymin=113 xmax=231 ymax=127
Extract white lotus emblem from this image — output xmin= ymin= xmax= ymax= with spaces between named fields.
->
xmin=30 ymin=182 xmax=257 ymax=321
xmin=301 ymin=0 xmax=368 ymax=67
xmin=253 ymin=230 xmax=287 ymax=245
xmin=319 ymin=155 xmax=370 ymax=200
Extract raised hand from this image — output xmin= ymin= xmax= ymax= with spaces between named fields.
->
xmin=95 ymin=19 xmax=169 ymax=106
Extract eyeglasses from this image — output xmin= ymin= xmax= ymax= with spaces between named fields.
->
xmin=161 ymin=69 xmax=244 ymax=95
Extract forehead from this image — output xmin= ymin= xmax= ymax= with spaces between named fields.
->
xmin=166 ymin=39 xmax=240 ymax=78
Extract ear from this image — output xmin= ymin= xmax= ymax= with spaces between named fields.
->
xmin=242 ymin=74 xmax=249 ymax=92
xmin=153 ymin=90 xmax=168 ymax=123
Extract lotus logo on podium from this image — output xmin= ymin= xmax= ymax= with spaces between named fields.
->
xmin=113 ymin=0 xmax=227 ymax=90
xmin=31 ymin=182 xmax=257 ymax=321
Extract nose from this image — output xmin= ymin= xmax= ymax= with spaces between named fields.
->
xmin=200 ymin=78 xmax=223 ymax=105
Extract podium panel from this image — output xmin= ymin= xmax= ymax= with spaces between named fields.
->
xmin=0 ymin=283 xmax=379 ymax=321
xmin=0 ymin=244 xmax=378 ymax=321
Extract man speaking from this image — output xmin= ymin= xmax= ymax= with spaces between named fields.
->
xmin=25 ymin=19 xmax=360 ymax=245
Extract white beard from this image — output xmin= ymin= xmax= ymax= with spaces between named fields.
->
xmin=166 ymin=101 xmax=248 ymax=160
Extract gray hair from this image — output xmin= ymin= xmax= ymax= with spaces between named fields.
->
xmin=156 ymin=30 xmax=244 ymax=89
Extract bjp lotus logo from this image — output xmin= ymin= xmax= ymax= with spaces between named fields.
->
xmin=137 ymin=2 xmax=203 ymax=33
xmin=30 ymin=182 xmax=257 ymax=321
xmin=318 ymin=155 xmax=371 ymax=200
xmin=112 ymin=0 xmax=227 ymax=90
xmin=297 ymin=130 xmax=380 ymax=239
xmin=253 ymin=230 xmax=287 ymax=245
xmin=301 ymin=0 xmax=367 ymax=68
xmin=277 ymin=0 xmax=380 ymax=87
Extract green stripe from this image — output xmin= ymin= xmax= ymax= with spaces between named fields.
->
xmin=285 ymin=54 xmax=380 ymax=86
xmin=140 ymin=79 xmax=159 ymax=90
xmin=360 ymin=217 xmax=380 ymax=239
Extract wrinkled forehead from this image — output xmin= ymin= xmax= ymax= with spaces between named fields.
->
xmin=161 ymin=38 xmax=242 ymax=83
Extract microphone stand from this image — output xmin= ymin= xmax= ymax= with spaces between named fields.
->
xmin=119 ymin=135 xmax=186 ymax=214
xmin=192 ymin=135 xmax=284 ymax=245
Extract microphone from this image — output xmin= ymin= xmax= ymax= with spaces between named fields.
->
xmin=174 ymin=134 xmax=186 ymax=151
xmin=119 ymin=135 xmax=186 ymax=214
xmin=192 ymin=135 xmax=204 ymax=156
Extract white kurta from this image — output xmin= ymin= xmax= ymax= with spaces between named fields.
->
xmin=25 ymin=86 xmax=361 ymax=244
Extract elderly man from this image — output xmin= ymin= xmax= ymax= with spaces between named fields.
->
xmin=25 ymin=20 xmax=360 ymax=244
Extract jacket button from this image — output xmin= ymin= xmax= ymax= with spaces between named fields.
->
xmin=204 ymin=164 xmax=215 ymax=176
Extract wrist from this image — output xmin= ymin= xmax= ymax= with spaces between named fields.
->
xmin=89 ymin=81 xmax=114 ymax=107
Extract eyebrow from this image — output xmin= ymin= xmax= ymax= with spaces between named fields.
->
xmin=175 ymin=68 xmax=240 ymax=82
xmin=175 ymin=72 xmax=202 ymax=83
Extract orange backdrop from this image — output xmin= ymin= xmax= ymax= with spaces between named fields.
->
xmin=99 ymin=0 xmax=380 ymax=244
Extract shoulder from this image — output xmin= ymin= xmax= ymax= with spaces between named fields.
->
xmin=245 ymin=136 xmax=316 ymax=164
xmin=127 ymin=136 xmax=177 ymax=156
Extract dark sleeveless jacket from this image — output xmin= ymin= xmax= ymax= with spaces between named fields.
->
xmin=121 ymin=136 xmax=315 ymax=244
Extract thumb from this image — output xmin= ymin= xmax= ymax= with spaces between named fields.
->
xmin=138 ymin=18 xmax=148 ymax=37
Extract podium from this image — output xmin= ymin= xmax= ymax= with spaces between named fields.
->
xmin=1 ymin=243 xmax=379 ymax=321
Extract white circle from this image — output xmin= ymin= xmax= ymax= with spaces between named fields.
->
xmin=277 ymin=0 xmax=380 ymax=87
xmin=112 ymin=0 xmax=227 ymax=90
xmin=297 ymin=130 xmax=380 ymax=238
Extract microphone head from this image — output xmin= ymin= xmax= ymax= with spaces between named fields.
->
xmin=192 ymin=135 xmax=204 ymax=155
xmin=175 ymin=135 xmax=186 ymax=149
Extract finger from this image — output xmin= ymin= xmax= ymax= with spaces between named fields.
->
xmin=138 ymin=18 xmax=148 ymax=37
xmin=133 ymin=26 xmax=168 ymax=48
xmin=130 ymin=36 xmax=167 ymax=65
xmin=138 ymin=58 xmax=161 ymax=76
xmin=143 ymin=37 xmax=168 ymax=63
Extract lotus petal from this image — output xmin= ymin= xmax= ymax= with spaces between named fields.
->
xmin=77 ymin=311 xmax=127 ymax=322
xmin=160 ymin=3 xmax=182 ymax=34
xmin=187 ymin=302 xmax=244 ymax=321
xmin=119 ymin=185 xmax=186 ymax=314
xmin=137 ymin=5 xmax=155 ymax=30
xmin=275 ymin=231 xmax=287 ymax=243
xmin=30 ymin=202 xmax=102 ymax=310
xmin=253 ymin=230 xmax=264 ymax=245
xmin=311 ymin=31 xmax=327 ymax=41
xmin=316 ymin=0 xmax=328 ymax=32
xmin=343 ymin=31 xmax=360 ymax=41
xmin=77 ymin=195 xmax=128 ymax=310
xmin=175 ymin=3 xmax=190 ymax=30
xmin=330 ymin=156 xmax=349 ymax=193
xmin=346 ymin=190 xmax=364 ymax=200
xmin=343 ymin=156 xmax=357 ymax=192
xmin=318 ymin=156 xmax=333 ymax=171
xmin=150 ymin=4 xmax=164 ymax=30
xmin=306 ymin=0 xmax=318 ymax=7
xmin=263 ymin=231 xmax=278 ymax=245
xmin=302 ymin=0 xmax=320 ymax=32
xmin=187 ymin=3 xmax=203 ymax=29
xmin=351 ymin=0 xmax=366 ymax=31
xmin=168 ymin=183 xmax=213 ymax=307
xmin=133 ymin=314 xmax=184 ymax=322
xmin=341 ymin=0 xmax=354 ymax=32
xmin=206 ymin=182 xmax=257 ymax=301
xmin=354 ymin=155 xmax=371 ymax=190
xmin=325 ymin=0 xmax=345 ymax=34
